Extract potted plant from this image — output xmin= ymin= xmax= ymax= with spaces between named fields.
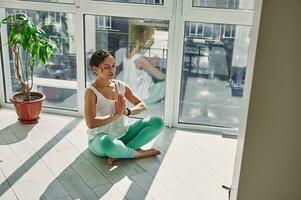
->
xmin=1 ymin=12 xmax=56 ymax=123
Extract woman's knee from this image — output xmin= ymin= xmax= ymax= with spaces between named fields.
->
xmin=100 ymin=136 xmax=115 ymax=152
xmin=149 ymin=117 xmax=164 ymax=130
xmin=88 ymin=135 xmax=110 ymax=157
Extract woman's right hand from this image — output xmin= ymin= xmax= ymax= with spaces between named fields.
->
xmin=114 ymin=94 xmax=125 ymax=115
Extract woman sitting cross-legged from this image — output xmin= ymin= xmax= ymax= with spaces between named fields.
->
xmin=85 ymin=49 xmax=164 ymax=165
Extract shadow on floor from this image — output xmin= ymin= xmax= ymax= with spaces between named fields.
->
xmin=0 ymin=122 xmax=35 ymax=145
xmin=0 ymin=117 xmax=82 ymax=198
xmin=40 ymin=128 xmax=175 ymax=200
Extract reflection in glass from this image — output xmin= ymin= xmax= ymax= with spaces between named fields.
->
xmin=85 ymin=15 xmax=169 ymax=118
xmin=3 ymin=8 xmax=77 ymax=110
xmin=179 ymin=22 xmax=251 ymax=128
xmin=192 ymin=0 xmax=255 ymax=10
xmin=92 ymin=0 xmax=164 ymax=5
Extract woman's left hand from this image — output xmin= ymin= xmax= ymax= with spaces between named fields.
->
xmin=114 ymin=94 xmax=126 ymax=115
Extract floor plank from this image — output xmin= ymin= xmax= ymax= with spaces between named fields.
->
xmin=56 ymin=167 xmax=99 ymax=200
xmin=71 ymin=154 xmax=110 ymax=187
xmin=92 ymin=183 xmax=124 ymax=200
xmin=0 ymin=170 xmax=18 ymax=200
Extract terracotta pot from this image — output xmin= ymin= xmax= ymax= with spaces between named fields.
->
xmin=10 ymin=92 xmax=45 ymax=124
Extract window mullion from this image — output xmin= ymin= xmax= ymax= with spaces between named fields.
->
xmin=164 ymin=0 xmax=185 ymax=127
xmin=0 ymin=8 xmax=13 ymax=105
xmin=75 ymin=7 xmax=85 ymax=114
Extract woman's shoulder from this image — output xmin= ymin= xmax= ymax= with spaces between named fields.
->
xmin=84 ymin=87 xmax=97 ymax=103
xmin=85 ymin=81 xmax=102 ymax=100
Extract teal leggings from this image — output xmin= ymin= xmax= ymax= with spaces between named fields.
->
xmin=88 ymin=117 xmax=164 ymax=158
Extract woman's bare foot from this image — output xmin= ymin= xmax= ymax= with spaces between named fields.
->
xmin=106 ymin=158 xmax=121 ymax=165
xmin=135 ymin=148 xmax=161 ymax=160
xmin=107 ymin=148 xmax=141 ymax=165
xmin=106 ymin=148 xmax=160 ymax=165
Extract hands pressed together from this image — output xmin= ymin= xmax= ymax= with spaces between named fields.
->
xmin=114 ymin=94 xmax=128 ymax=116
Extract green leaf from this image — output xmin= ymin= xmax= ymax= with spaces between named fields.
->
xmin=31 ymin=43 xmax=39 ymax=61
xmin=46 ymin=46 xmax=54 ymax=59
xmin=30 ymin=26 xmax=37 ymax=34
xmin=10 ymin=33 xmax=22 ymax=44
xmin=39 ymin=47 xmax=46 ymax=64
xmin=39 ymin=29 xmax=46 ymax=36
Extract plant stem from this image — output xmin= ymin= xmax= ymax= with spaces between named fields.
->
xmin=24 ymin=51 xmax=30 ymax=100
xmin=12 ymin=45 xmax=27 ymax=95
xmin=30 ymin=63 xmax=34 ymax=92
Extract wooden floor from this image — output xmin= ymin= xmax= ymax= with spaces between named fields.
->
xmin=0 ymin=108 xmax=237 ymax=200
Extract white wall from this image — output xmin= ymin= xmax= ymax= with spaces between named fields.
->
xmin=235 ymin=0 xmax=301 ymax=199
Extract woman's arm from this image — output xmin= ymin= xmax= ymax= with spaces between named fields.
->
xmin=134 ymin=57 xmax=165 ymax=80
xmin=123 ymin=83 xmax=147 ymax=115
xmin=84 ymin=89 xmax=123 ymax=129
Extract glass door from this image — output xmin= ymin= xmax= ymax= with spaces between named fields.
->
xmin=172 ymin=0 xmax=255 ymax=135
xmin=84 ymin=15 xmax=170 ymax=118
xmin=81 ymin=0 xmax=173 ymax=119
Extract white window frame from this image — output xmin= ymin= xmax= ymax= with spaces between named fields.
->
xmin=188 ymin=22 xmax=204 ymax=37
xmin=223 ymin=24 xmax=236 ymax=38
xmin=45 ymin=12 xmax=60 ymax=25
xmin=96 ymin=16 xmax=112 ymax=30
xmin=188 ymin=22 xmax=214 ymax=39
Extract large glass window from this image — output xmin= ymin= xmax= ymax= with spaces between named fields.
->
xmin=2 ymin=9 xmax=77 ymax=110
xmin=0 ymin=0 xmax=257 ymax=132
xmin=179 ymin=21 xmax=251 ymax=128
xmin=192 ymin=0 xmax=255 ymax=10
xmin=85 ymin=15 xmax=169 ymax=118
xmin=92 ymin=0 xmax=164 ymax=5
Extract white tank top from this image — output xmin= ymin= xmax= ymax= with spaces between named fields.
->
xmin=123 ymin=53 xmax=154 ymax=100
xmin=86 ymin=80 xmax=129 ymax=139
